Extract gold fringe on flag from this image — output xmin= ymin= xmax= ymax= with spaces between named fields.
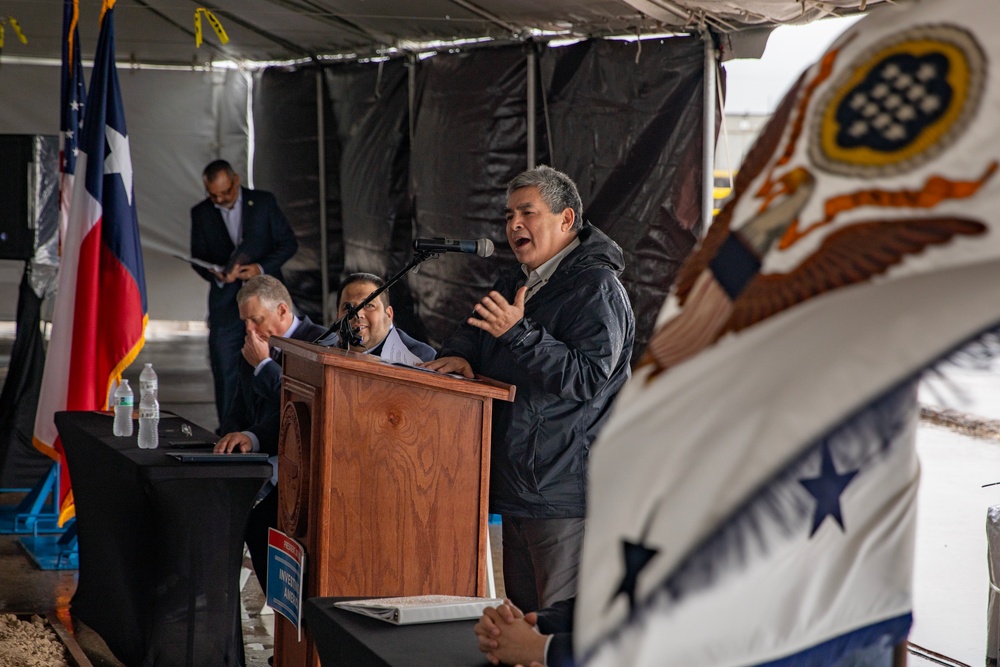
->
xmin=194 ymin=8 xmax=229 ymax=48
xmin=68 ymin=0 xmax=79 ymax=75
xmin=99 ymin=0 xmax=116 ymax=25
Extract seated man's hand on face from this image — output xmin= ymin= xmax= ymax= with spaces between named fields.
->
xmin=242 ymin=329 xmax=271 ymax=366
xmin=214 ymin=432 xmax=253 ymax=454
xmin=419 ymin=356 xmax=474 ymax=379
xmin=475 ymin=601 xmax=548 ymax=666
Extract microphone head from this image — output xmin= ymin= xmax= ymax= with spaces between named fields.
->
xmin=476 ymin=238 xmax=495 ymax=258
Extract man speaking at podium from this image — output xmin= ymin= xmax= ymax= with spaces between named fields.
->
xmin=423 ymin=165 xmax=635 ymax=612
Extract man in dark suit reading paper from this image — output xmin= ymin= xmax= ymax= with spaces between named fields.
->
xmin=190 ymin=160 xmax=298 ymax=428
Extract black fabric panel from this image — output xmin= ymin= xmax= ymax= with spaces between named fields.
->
xmin=256 ymin=38 xmax=718 ymax=354
xmin=0 ymin=266 xmax=52 ymax=487
xmin=253 ymin=66 xmax=337 ymax=322
xmin=542 ymin=36 xmax=712 ymax=357
xmin=324 ymin=59 xmax=424 ymax=339
xmin=409 ymin=45 xmax=530 ymax=347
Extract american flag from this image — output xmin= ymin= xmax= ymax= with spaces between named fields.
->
xmin=59 ymin=0 xmax=86 ymax=245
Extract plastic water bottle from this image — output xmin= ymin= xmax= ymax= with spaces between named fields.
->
xmin=137 ymin=391 xmax=160 ymax=449
xmin=112 ymin=380 xmax=134 ymax=437
xmin=139 ymin=362 xmax=158 ymax=402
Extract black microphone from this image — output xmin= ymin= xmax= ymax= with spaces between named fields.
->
xmin=413 ymin=237 xmax=495 ymax=257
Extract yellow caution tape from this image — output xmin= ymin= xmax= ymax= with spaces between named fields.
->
xmin=195 ymin=8 xmax=229 ymax=48
xmin=68 ymin=0 xmax=79 ymax=74
xmin=8 ymin=17 xmax=26 ymax=44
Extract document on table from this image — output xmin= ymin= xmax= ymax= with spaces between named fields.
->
xmin=334 ymin=595 xmax=502 ymax=625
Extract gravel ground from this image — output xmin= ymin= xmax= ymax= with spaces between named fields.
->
xmin=0 ymin=614 xmax=69 ymax=667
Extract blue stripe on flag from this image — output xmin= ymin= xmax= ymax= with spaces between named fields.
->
xmin=752 ymin=614 xmax=912 ymax=667
xmin=79 ymin=4 xmax=147 ymax=313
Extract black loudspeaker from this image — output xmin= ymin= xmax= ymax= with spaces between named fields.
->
xmin=0 ymin=134 xmax=59 ymax=261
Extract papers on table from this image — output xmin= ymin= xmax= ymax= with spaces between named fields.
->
xmin=334 ymin=595 xmax=502 ymax=625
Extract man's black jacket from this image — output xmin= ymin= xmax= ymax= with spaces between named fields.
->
xmin=439 ymin=223 xmax=634 ymax=518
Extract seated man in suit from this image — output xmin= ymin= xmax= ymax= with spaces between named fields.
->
xmin=213 ymin=275 xmax=326 ymax=592
xmin=320 ymin=272 xmax=436 ymax=364
xmin=190 ymin=159 xmax=298 ymax=429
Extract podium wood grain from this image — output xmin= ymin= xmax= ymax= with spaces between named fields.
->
xmin=270 ymin=338 xmax=514 ymax=667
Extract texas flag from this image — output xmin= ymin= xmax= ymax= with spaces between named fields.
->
xmin=33 ymin=0 xmax=147 ymax=524
xmin=576 ymin=0 xmax=1000 ymax=664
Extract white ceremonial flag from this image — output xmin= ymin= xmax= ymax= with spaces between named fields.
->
xmin=576 ymin=0 xmax=1000 ymax=664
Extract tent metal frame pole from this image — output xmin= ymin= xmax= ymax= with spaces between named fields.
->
xmin=701 ymin=29 xmax=717 ymax=237
xmin=316 ymin=67 xmax=330 ymax=324
xmin=526 ymin=46 xmax=537 ymax=169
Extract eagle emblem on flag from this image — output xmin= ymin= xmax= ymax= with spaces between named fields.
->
xmin=642 ymin=22 xmax=994 ymax=376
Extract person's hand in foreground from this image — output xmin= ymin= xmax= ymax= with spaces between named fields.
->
xmin=474 ymin=600 xmax=548 ymax=666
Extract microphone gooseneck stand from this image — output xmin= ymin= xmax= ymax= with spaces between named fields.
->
xmin=313 ymin=250 xmax=439 ymax=349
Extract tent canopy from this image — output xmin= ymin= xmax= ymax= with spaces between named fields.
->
xmin=5 ymin=0 xmax=887 ymax=66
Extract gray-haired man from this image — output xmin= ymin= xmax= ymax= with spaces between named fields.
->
xmin=424 ymin=165 xmax=635 ymax=611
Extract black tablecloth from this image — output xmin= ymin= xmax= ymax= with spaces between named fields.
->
xmin=304 ymin=597 xmax=493 ymax=667
xmin=57 ymin=410 xmax=272 ymax=667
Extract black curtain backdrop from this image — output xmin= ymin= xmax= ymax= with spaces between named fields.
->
xmin=543 ymin=37 xmax=712 ymax=355
xmin=325 ymin=59 xmax=423 ymax=339
xmin=0 ymin=267 xmax=53 ymax=487
xmin=253 ymin=66 xmax=336 ymax=321
xmin=254 ymin=35 xmax=720 ymax=355
xmin=409 ymin=44 xmax=531 ymax=345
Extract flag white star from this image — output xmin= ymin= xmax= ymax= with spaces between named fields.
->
xmin=105 ymin=125 xmax=134 ymax=206
xmin=71 ymin=100 xmax=81 ymax=111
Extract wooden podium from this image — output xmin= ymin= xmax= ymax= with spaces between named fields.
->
xmin=269 ymin=338 xmax=514 ymax=667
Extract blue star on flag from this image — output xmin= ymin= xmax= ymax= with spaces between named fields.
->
xmin=611 ymin=539 xmax=659 ymax=615
xmin=799 ymin=443 xmax=859 ymax=537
